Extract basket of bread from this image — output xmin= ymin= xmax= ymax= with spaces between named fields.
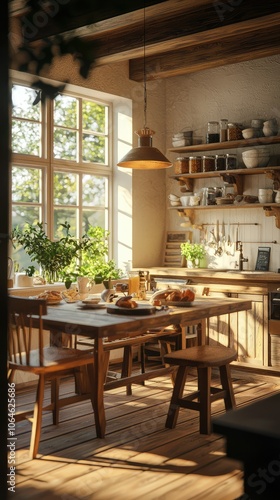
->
xmin=149 ymin=287 xmax=195 ymax=306
xmin=35 ymin=290 xmax=62 ymax=304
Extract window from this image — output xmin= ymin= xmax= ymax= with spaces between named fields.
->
xmin=11 ymin=81 xmax=111 ymax=272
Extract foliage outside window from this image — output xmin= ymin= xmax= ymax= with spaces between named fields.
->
xmin=11 ymin=82 xmax=111 ymax=272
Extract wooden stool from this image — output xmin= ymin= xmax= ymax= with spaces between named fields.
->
xmin=164 ymin=345 xmax=237 ymax=434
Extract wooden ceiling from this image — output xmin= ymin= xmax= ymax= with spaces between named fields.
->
xmin=11 ymin=0 xmax=280 ymax=81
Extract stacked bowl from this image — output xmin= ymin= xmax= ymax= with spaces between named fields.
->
xmin=242 ymin=148 xmax=270 ymax=168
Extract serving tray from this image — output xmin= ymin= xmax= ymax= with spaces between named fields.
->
xmin=106 ymin=304 xmax=156 ymax=315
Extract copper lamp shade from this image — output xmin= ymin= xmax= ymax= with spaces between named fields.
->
xmin=117 ymin=128 xmax=172 ymax=170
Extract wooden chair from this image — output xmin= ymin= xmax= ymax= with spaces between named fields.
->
xmin=164 ymin=345 xmax=237 ymax=434
xmin=8 ymin=296 xmax=96 ymax=459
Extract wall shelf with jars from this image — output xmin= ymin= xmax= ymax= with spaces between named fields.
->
xmin=168 ymin=136 xmax=280 ymax=228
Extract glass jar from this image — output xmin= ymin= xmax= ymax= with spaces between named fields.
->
xmin=227 ymin=123 xmax=243 ymax=141
xmin=206 ymin=121 xmax=219 ymax=143
xmin=189 ymin=156 xmax=202 ymax=173
xmin=215 ymin=154 xmax=226 ymax=171
xmin=207 ymin=187 xmax=216 ymax=205
xmin=220 ymin=119 xmax=228 ymax=142
xmin=226 ymin=154 xmax=237 ymax=170
xmin=202 ymin=155 xmax=215 ymax=172
xmin=174 ymin=157 xmax=189 ymax=174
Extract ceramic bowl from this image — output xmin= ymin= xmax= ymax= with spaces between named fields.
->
xmin=242 ymin=128 xmax=255 ymax=139
xmin=242 ymin=150 xmax=269 ymax=168
xmin=168 ymin=193 xmax=180 ymax=201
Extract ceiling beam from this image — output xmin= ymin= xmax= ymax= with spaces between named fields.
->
xmin=129 ymin=22 xmax=280 ymax=81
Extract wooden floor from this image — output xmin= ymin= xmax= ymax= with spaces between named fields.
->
xmin=11 ymin=364 xmax=280 ymax=500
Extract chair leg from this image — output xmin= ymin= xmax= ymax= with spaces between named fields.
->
xmin=30 ymin=375 xmax=45 ymax=459
xmin=165 ymin=366 xmax=187 ymax=429
xmin=219 ymin=364 xmax=236 ymax=410
xmin=121 ymin=345 xmax=133 ymax=396
xmin=51 ymin=378 xmax=60 ymax=425
xmin=197 ymin=367 xmax=211 ymax=434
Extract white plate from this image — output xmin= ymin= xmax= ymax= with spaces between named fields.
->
xmin=82 ymin=298 xmax=101 ymax=305
xmin=79 ymin=302 xmax=106 ymax=309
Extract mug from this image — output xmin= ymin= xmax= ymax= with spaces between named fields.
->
xmin=189 ymin=195 xmax=200 ymax=206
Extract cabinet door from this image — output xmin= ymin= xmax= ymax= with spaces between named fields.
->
xmin=204 ymin=290 xmax=267 ymax=367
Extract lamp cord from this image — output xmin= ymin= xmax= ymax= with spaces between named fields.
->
xmin=143 ymin=3 xmax=147 ymax=129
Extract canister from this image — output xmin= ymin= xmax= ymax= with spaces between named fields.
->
xmin=202 ymin=155 xmax=215 ymax=172
xmin=174 ymin=157 xmax=189 ymax=174
xmin=206 ymin=121 xmax=219 ymax=143
xmin=215 ymin=155 xmax=226 ymax=171
xmin=189 ymin=156 xmax=202 ymax=173
xmin=226 ymin=154 xmax=237 ymax=170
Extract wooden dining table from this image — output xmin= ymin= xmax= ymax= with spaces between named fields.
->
xmin=42 ymin=297 xmax=252 ymax=438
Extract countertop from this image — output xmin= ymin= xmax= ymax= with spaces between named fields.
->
xmin=144 ymin=267 xmax=280 ymax=285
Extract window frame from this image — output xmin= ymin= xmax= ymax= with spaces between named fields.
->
xmin=10 ymin=74 xmax=114 ymax=257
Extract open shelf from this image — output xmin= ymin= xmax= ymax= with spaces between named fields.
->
xmin=168 ymin=135 xmax=280 ymax=154
xmin=169 ymin=165 xmax=280 ymax=181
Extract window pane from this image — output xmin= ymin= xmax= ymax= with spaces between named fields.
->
xmin=82 ymin=174 xmax=106 ymax=206
xmin=54 ymin=209 xmax=77 ymax=238
xmin=12 ymin=85 xmax=40 ymax=121
xmin=12 ymin=167 xmax=41 ymax=203
xmin=53 ymin=128 xmax=77 ymax=160
xmin=54 ymin=95 xmax=77 ymax=128
xmin=53 ymin=172 xmax=77 ymax=205
xmin=11 ymin=206 xmax=41 ymax=273
xmin=82 ymin=101 xmax=107 ymax=133
xmin=82 ymin=210 xmax=106 ymax=232
xmin=82 ymin=134 xmax=106 ymax=163
xmin=12 ymin=120 xmax=41 ymax=155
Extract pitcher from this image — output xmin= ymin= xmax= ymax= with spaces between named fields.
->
xmin=77 ymin=276 xmax=92 ymax=299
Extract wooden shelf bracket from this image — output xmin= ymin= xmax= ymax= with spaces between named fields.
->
xmin=263 ymin=206 xmax=280 ymax=229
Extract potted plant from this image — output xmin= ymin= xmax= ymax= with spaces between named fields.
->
xmin=180 ymin=242 xmax=206 ymax=268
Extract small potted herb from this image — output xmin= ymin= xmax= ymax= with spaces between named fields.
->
xmin=180 ymin=242 xmax=206 ymax=268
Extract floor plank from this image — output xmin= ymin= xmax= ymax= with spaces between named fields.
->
xmin=10 ymin=368 xmax=280 ymax=499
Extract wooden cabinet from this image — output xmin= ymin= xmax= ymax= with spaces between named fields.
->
xmin=188 ymin=284 xmax=268 ymax=367
xmin=168 ymin=136 xmax=280 ymax=228
xmin=150 ymin=273 xmax=280 ymax=371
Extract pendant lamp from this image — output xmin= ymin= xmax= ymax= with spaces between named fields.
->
xmin=117 ymin=6 xmax=172 ymax=170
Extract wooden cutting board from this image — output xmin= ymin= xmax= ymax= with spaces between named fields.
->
xmin=106 ymin=304 xmax=156 ymax=315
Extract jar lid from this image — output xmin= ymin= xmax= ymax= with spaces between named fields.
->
xmin=202 ymin=155 xmax=215 ymax=159
xmin=175 ymin=156 xmax=188 ymax=160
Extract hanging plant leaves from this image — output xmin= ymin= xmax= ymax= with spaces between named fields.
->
xmin=31 ymin=80 xmax=67 ymax=103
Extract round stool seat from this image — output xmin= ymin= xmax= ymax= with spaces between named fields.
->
xmin=164 ymin=345 xmax=237 ymax=367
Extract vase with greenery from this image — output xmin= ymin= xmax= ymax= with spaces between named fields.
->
xmin=180 ymin=242 xmax=206 ymax=268
xmin=12 ymin=221 xmax=91 ymax=284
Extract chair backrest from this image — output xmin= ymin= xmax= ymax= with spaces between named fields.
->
xmin=8 ymin=296 xmax=47 ymax=367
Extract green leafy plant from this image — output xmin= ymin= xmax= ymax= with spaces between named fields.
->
xmin=25 ymin=265 xmax=36 ymax=277
xmin=180 ymin=242 xmax=206 ymax=265
xmin=12 ymin=221 xmax=90 ymax=283
xmin=74 ymin=226 xmax=123 ymax=283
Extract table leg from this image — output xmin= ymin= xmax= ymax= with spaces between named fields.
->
xmin=88 ymin=337 xmax=106 ymax=438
